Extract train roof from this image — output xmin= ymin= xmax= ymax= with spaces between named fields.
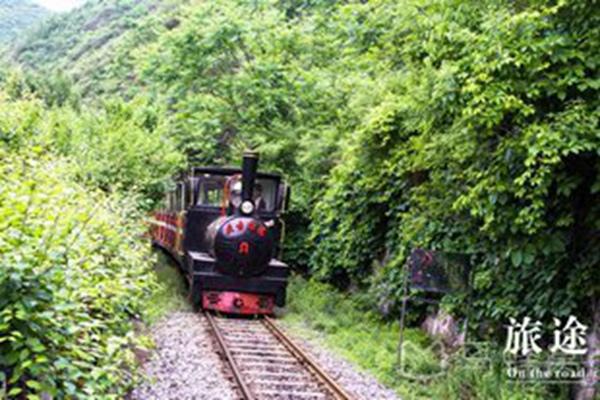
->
xmin=191 ymin=166 xmax=282 ymax=180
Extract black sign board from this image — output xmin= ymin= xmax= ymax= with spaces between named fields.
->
xmin=408 ymin=249 xmax=471 ymax=294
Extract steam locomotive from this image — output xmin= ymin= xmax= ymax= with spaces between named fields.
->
xmin=149 ymin=151 xmax=290 ymax=315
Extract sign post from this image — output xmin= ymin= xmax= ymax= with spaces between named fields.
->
xmin=397 ymin=249 xmax=472 ymax=374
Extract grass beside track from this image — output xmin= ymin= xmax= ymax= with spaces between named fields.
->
xmin=280 ymin=276 xmax=559 ymax=400
xmin=143 ymin=251 xmax=190 ymax=325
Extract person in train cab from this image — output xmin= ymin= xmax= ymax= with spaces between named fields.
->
xmin=228 ymin=177 xmax=265 ymax=213
xmin=228 ymin=178 xmax=242 ymax=211
xmin=253 ymin=183 xmax=266 ymax=211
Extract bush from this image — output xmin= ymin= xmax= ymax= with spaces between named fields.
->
xmin=0 ymin=86 xmax=183 ymax=209
xmin=0 ymin=151 xmax=156 ymax=398
xmin=46 ymin=96 xmax=184 ymax=207
xmin=0 ymin=93 xmax=169 ymax=398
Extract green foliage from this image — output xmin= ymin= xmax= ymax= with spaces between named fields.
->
xmin=0 ymin=152 xmax=156 ymax=397
xmin=284 ymin=277 xmax=552 ymax=400
xmin=285 ymin=276 xmax=416 ymax=384
xmin=0 ymin=87 xmax=182 ymax=397
xmin=46 ymin=97 xmax=184 ymax=205
xmin=0 ymin=0 xmax=49 ymax=44
xmin=432 ymin=353 xmax=552 ymax=400
xmin=13 ymin=0 xmax=594 ymax=330
xmin=10 ymin=0 xmax=187 ymax=97
xmin=139 ymin=0 xmax=346 ymax=172
xmin=307 ymin=0 xmax=600 ymax=329
xmin=0 ymin=86 xmax=183 ymax=207
xmin=0 ymin=67 xmax=79 ymax=107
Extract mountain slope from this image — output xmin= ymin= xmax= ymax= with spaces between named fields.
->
xmin=9 ymin=0 xmax=186 ymax=97
xmin=0 ymin=0 xmax=50 ymax=44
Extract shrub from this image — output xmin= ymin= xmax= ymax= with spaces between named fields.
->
xmin=0 ymin=93 xmax=164 ymax=397
xmin=45 ymin=96 xmax=184 ymax=207
xmin=0 ymin=87 xmax=183 ymax=209
xmin=0 ymin=151 xmax=156 ymax=399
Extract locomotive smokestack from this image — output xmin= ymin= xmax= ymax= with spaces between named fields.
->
xmin=241 ymin=150 xmax=259 ymax=203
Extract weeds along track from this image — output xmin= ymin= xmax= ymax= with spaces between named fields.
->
xmin=205 ymin=313 xmax=355 ymax=400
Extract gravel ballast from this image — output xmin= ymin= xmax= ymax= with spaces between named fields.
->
xmin=132 ymin=311 xmax=400 ymax=400
xmin=131 ymin=311 xmax=238 ymax=400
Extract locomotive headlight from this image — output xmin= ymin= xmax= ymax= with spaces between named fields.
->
xmin=240 ymin=200 xmax=255 ymax=215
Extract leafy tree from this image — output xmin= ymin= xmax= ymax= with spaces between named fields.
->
xmin=310 ymin=0 xmax=599 ymax=329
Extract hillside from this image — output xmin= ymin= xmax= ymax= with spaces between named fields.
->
xmin=0 ymin=0 xmax=49 ymax=44
xmin=9 ymin=0 xmax=186 ymax=97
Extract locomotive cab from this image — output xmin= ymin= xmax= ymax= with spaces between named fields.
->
xmin=151 ymin=151 xmax=290 ymax=315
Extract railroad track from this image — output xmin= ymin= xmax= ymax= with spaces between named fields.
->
xmin=205 ymin=312 xmax=355 ymax=400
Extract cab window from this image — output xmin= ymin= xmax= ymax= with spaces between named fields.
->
xmin=197 ymin=175 xmax=226 ymax=207
xmin=195 ymin=174 xmax=279 ymax=213
xmin=254 ymin=178 xmax=277 ymax=212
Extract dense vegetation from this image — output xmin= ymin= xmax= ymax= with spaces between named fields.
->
xmin=0 ymin=0 xmax=49 ymax=44
xmin=1 ymin=0 xmax=598 ymax=398
xmin=0 ymin=87 xmax=181 ymax=397
xmin=284 ymin=277 xmax=556 ymax=399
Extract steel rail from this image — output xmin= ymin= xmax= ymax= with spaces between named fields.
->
xmin=262 ymin=316 xmax=354 ymax=400
xmin=204 ymin=312 xmax=255 ymax=400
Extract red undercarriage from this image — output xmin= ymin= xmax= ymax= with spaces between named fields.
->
xmin=202 ymin=291 xmax=275 ymax=315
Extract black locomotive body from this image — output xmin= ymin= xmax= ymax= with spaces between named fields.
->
xmin=150 ymin=152 xmax=290 ymax=315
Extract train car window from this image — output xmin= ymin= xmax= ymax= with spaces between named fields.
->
xmin=277 ymin=182 xmax=290 ymax=213
xmin=189 ymin=177 xmax=199 ymax=204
